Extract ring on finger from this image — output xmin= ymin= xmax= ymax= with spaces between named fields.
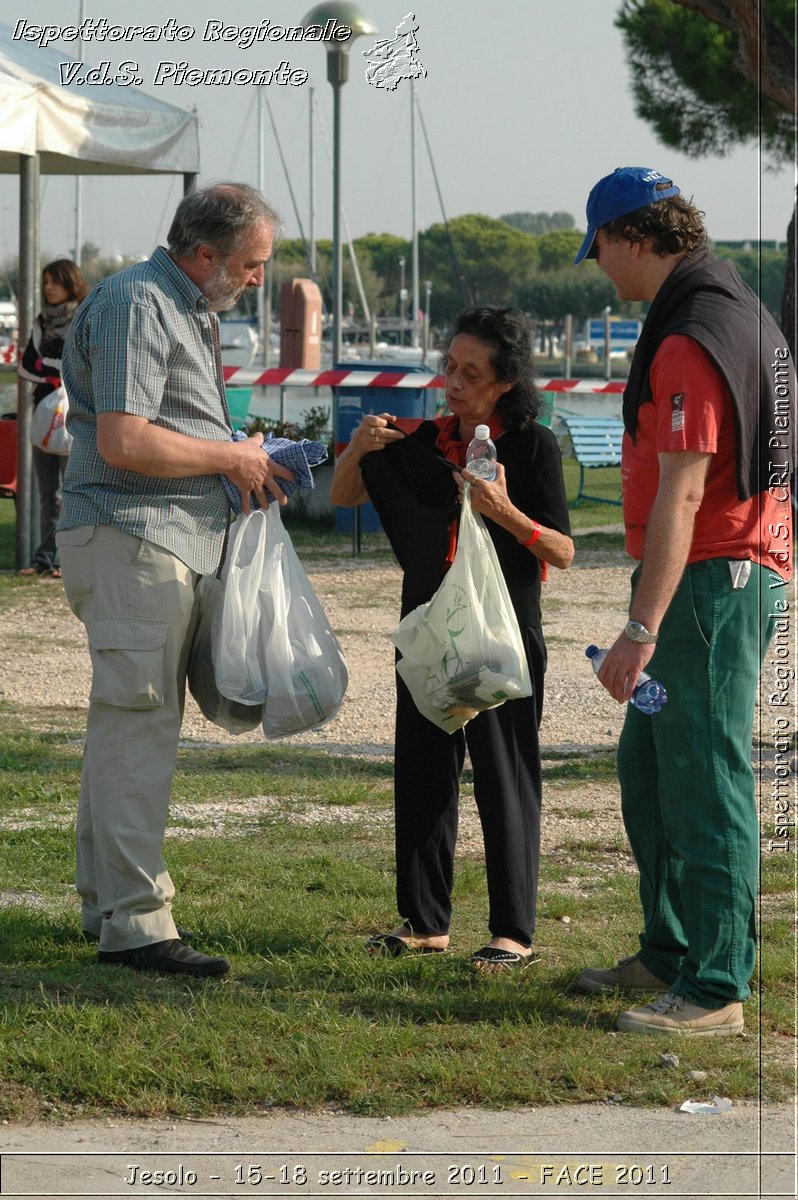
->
xmin=371 ymin=427 xmax=378 ymax=439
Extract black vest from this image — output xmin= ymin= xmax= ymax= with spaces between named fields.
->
xmin=623 ymin=248 xmax=794 ymax=500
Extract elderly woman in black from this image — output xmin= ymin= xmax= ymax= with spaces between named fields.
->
xmin=331 ymin=306 xmax=574 ymax=970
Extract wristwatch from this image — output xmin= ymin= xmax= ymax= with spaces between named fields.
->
xmin=625 ymin=620 xmax=658 ymax=644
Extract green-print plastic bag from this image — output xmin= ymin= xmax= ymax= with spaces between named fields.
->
xmin=392 ymin=486 xmax=531 ymax=733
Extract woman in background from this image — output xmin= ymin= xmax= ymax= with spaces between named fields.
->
xmin=19 ymin=258 xmax=88 ymax=578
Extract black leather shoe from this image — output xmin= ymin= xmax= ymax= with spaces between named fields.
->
xmin=97 ymin=939 xmax=229 ymax=977
xmin=83 ymin=926 xmax=195 ymax=945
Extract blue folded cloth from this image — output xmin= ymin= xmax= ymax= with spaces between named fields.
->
xmin=222 ymin=432 xmax=329 ymax=514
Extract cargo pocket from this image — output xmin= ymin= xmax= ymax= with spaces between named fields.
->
xmin=56 ymin=525 xmax=98 ymax=613
xmin=86 ymin=619 xmax=168 ymax=709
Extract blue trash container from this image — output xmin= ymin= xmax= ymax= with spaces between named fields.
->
xmin=333 ymin=361 xmax=441 ymax=534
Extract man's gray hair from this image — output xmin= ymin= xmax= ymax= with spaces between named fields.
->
xmin=167 ymin=182 xmax=283 ymax=259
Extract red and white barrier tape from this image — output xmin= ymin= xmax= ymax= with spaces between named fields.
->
xmin=222 ymin=365 xmax=625 ymax=393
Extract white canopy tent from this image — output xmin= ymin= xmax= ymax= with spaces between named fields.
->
xmin=0 ymin=21 xmax=200 ymax=566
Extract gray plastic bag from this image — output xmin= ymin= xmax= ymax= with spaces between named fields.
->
xmin=187 ymin=573 xmax=263 ymax=735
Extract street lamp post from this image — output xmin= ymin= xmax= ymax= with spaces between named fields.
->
xmin=301 ymin=3 xmax=377 ymax=367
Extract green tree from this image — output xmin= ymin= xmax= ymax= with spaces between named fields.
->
xmin=353 ymin=232 xmax=410 ymax=302
xmin=616 ymin=0 xmax=796 ymax=344
xmin=711 ymin=244 xmax=787 ymax=321
xmin=500 ymin=212 xmax=575 ymax=235
xmin=519 ymin=268 xmax=619 ymax=325
xmin=616 ymin=0 xmax=793 ymax=158
xmin=536 ymin=230 xmax=586 ymax=272
xmin=419 ymin=214 xmax=540 ymax=324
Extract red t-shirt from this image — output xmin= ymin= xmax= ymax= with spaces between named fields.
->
xmin=622 ymin=335 xmax=792 ymax=579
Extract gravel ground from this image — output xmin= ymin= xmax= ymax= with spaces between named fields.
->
xmin=0 ymin=540 xmax=779 ymax=862
xmin=0 ymin=546 xmax=630 ymax=755
xmin=0 ymin=544 xmax=632 ymax=856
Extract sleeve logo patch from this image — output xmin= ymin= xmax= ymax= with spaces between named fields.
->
xmin=671 ymin=392 xmax=685 ymax=432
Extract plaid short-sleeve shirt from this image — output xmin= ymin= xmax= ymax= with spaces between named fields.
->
xmin=59 ymin=246 xmax=233 ymax=575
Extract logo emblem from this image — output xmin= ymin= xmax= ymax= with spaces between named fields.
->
xmin=363 ymin=12 xmax=426 ymax=90
xmin=671 ymin=392 xmax=685 ymax=432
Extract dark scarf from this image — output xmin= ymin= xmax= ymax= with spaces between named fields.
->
xmin=39 ymin=300 xmax=79 ymax=341
xmin=623 ymin=248 xmax=794 ymax=501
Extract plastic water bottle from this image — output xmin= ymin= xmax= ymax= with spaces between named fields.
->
xmin=585 ymin=645 xmax=668 ymax=715
xmin=465 ymin=424 xmax=497 ymax=481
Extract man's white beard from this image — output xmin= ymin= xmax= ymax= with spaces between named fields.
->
xmin=204 ymin=260 xmax=245 ymax=312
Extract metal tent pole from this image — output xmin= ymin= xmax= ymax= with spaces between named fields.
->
xmin=16 ymin=153 xmax=39 ymax=568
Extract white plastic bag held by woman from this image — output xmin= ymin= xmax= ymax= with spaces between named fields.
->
xmin=392 ymin=486 xmax=531 ymax=732
xmin=30 ymin=385 xmax=72 ymax=454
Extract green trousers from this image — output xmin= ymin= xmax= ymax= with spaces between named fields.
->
xmin=618 ymin=559 xmax=781 ymax=1008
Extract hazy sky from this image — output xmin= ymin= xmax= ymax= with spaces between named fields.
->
xmin=0 ymin=0 xmax=794 ymax=265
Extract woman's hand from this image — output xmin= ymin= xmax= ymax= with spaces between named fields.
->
xmin=456 ymin=462 xmax=512 ymax=521
xmin=455 ymin=462 xmax=574 ymax=570
xmin=350 ymin=412 xmax=405 ymax=457
xmin=329 ymin=412 xmax=403 ymax=508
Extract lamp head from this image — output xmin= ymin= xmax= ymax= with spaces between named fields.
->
xmin=301 ymin=1 xmax=377 ymax=85
xmin=300 ymin=2 xmax=378 ymax=44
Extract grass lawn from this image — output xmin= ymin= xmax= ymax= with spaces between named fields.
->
xmin=0 ymin=488 xmax=790 ymax=1122
xmin=0 ymin=695 xmax=793 ymax=1121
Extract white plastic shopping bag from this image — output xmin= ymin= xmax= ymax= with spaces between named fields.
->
xmin=214 ymin=510 xmax=270 ymax=704
xmin=392 ymin=486 xmax=531 ymax=733
xmin=188 ymin=573 xmax=263 ymax=734
xmin=30 ymin=385 xmax=72 ymax=455
xmin=213 ymin=508 xmax=349 ymax=737
xmin=258 ymin=504 xmax=349 ymax=738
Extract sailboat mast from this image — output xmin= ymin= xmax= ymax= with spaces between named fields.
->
xmin=410 ymin=80 xmax=420 ymax=349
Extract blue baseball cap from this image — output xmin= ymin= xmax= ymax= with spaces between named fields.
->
xmin=574 ymin=167 xmax=681 ymax=264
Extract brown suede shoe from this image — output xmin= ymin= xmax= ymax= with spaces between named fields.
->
xmin=577 ymin=954 xmax=669 ymax=995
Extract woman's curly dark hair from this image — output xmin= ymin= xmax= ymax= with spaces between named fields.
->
xmin=444 ymin=306 xmax=541 ymax=431
xmin=602 ymin=195 xmax=707 ymax=256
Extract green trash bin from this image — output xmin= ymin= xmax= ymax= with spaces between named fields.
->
xmin=225 ymin=386 xmax=253 ymax=432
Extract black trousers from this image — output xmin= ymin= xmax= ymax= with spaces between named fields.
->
xmin=393 ymin=625 xmax=546 ymax=947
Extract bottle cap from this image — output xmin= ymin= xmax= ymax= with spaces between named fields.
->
xmin=585 ymin=645 xmax=599 ymax=658
xmin=474 ymin=424 xmax=490 ymax=440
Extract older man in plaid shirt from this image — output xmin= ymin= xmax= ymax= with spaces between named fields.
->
xmin=58 ymin=183 xmax=291 ymax=978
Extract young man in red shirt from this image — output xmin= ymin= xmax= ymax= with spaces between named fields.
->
xmin=573 ymin=167 xmax=794 ymax=1035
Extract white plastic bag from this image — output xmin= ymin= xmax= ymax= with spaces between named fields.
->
xmin=258 ymin=504 xmax=349 ymax=738
xmin=392 ymin=486 xmax=531 ymax=733
xmin=30 ymin=385 xmax=72 ymax=454
xmin=188 ymin=574 xmax=263 ymax=734
xmin=213 ymin=508 xmax=349 ymax=737
xmin=215 ymin=511 xmax=270 ymax=704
